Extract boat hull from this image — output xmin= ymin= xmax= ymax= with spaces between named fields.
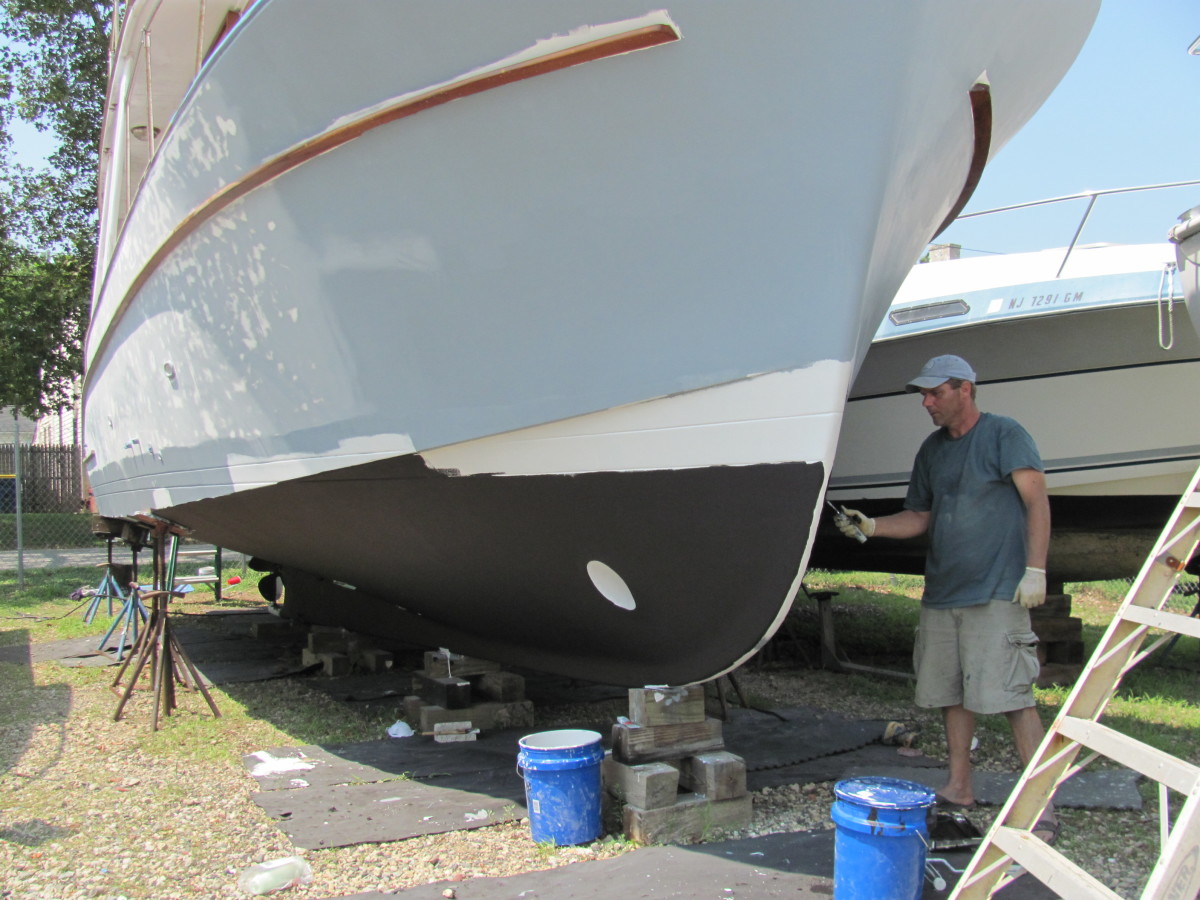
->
xmin=84 ymin=0 xmax=1098 ymax=683
xmin=818 ymin=243 xmax=1199 ymax=583
xmin=170 ymin=452 xmax=823 ymax=687
xmin=1171 ymin=204 xmax=1200 ymax=337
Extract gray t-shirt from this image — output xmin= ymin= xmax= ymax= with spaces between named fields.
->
xmin=904 ymin=412 xmax=1043 ymax=608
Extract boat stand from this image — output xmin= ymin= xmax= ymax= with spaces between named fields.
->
xmin=802 ymin=583 xmax=915 ymax=680
xmin=95 ymin=542 xmax=146 ymax=661
xmin=82 ymin=536 xmax=128 ymax=624
xmin=110 ymin=529 xmax=222 ymax=730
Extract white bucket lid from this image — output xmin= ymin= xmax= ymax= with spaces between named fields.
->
xmin=519 ymin=729 xmax=601 ymax=750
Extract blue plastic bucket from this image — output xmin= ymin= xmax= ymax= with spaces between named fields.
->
xmin=830 ymin=775 xmax=936 ymax=900
xmin=517 ymin=729 xmax=605 ymax=845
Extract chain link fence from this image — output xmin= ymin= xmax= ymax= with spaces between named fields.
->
xmin=0 ymin=443 xmax=249 ymax=584
xmin=0 ymin=443 xmax=97 ymax=558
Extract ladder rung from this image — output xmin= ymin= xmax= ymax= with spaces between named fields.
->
xmin=990 ymin=826 xmax=1120 ymax=899
xmin=1056 ymin=716 xmax=1200 ymax=794
xmin=1183 ymin=492 xmax=1200 ymax=508
xmin=1122 ymin=604 xmax=1200 ymax=640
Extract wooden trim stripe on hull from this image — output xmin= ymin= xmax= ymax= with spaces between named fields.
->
xmin=932 ymin=82 xmax=993 ymax=241
xmin=86 ymin=21 xmax=680 ymax=382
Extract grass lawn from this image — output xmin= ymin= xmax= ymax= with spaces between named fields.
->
xmin=795 ymin=569 xmax=1200 ymax=764
xmin=8 ymin=563 xmax=1193 ymax=757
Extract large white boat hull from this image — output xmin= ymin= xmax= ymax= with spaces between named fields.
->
xmin=83 ymin=0 xmax=1098 ymax=684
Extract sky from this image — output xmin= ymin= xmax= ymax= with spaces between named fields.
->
xmin=938 ymin=0 xmax=1200 ymax=257
xmin=7 ymin=0 xmax=1196 ymax=259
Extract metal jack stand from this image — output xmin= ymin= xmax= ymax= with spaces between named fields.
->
xmin=95 ymin=542 xmax=146 ymax=661
xmin=82 ymin=536 xmax=127 ymax=624
xmin=110 ymin=530 xmax=222 ymax=730
xmin=802 ymin=583 xmax=915 ymax=680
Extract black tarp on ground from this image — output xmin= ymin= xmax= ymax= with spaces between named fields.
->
xmin=245 ymin=701 xmax=1141 ymax=852
xmin=318 ymin=829 xmax=1061 ymax=900
xmin=17 ymin=613 xmax=312 ymax=683
xmin=244 ymin=706 xmax=886 ymax=849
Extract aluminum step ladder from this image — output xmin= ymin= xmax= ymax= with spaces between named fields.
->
xmin=950 ymin=464 xmax=1200 ymax=900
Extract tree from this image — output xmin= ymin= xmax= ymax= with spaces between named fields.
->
xmin=0 ymin=0 xmax=110 ymax=416
xmin=0 ymin=235 xmax=89 ymax=416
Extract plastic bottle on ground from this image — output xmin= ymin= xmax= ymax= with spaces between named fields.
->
xmin=236 ymin=856 xmax=313 ymax=895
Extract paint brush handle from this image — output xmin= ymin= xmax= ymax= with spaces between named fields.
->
xmin=826 ymin=500 xmax=867 ymax=543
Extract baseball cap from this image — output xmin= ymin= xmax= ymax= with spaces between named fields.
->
xmin=905 ymin=354 xmax=977 ymax=392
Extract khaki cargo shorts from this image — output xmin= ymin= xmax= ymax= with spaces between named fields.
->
xmin=913 ymin=599 xmax=1039 ymax=714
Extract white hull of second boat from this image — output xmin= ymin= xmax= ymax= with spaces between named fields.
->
xmin=82 ymin=0 xmax=1099 ymax=684
xmin=819 ymin=242 xmax=1199 ymax=582
xmin=1171 ymin=203 xmax=1200 ymax=336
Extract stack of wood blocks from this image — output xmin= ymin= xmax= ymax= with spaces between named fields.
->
xmin=300 ymin=625 xmax=395 ymax=676
xmin=605 ymin=685 xmax=751 ymax=843
xmin=404 ymin=650 xmax=534 ymax=736
xmin=1032 ymin=592 xmax=1085 ymax=686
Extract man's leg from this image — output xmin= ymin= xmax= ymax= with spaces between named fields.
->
xmin=914 ymin=607 xmax=972 ymax=804
xmin=1006 ymin=705 xmax=1057 ymax=840
xmin=939 ymin=703 xmax=976 ymax=806
xmin=1005 ymin=705 xmax=1045 ymax=766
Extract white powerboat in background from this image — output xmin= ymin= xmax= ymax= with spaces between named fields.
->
xmin=82 ymin=0 xmax=1098 ymax=686
xmin=818 ymin=182 xmax=1200 ymax=585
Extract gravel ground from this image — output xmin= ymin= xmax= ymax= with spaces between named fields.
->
xmin=0 ymin=636 xmax=1164 ymax=899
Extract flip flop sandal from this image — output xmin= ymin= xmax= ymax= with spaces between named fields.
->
xmin=934 ymin=795 xmax=977 ymax=812
xmin=1033 ymin=817 xmax=1061 ymax=845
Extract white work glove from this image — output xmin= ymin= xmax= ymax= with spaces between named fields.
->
xmin=1013 ymin=566 xmax=1047 ymax=609
xmin=834 ymin=507 xmax=875 ymax=541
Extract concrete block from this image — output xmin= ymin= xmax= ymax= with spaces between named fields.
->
xmin=433 ymin=721 xmax=480 ymax=742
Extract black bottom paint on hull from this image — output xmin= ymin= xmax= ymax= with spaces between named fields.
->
xmin=161 ymin=454 xmax=823 ymax=686
xmin=809 ymin=495 xmax=1178 ymax=585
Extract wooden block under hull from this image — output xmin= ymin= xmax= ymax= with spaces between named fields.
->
xmin=677 ymin=751 xmax=746 ymax=801
xmin=602 ymin=754 xmax=680 ymax=810
xmin=422 ymin=651 xmax=503 ymax=679
xmin=628 ymin=685 xmax=706 ymax=726
xmin=413 ymin=672 xmax=473 ymax=709
xmin=612 ymin=718 xmax=724 ymax=764
xmin=623 ymin=793 xmax=752 ymax=844
xmin=307 ymin=629 xmax=349 ymax=654
xmin=418 ymin=700 xmax=535 ymax=734
xmin=1036 ymin=663 xmax=1082 ymax=688
xmin=475 ymin=671 xmax=526 ymax=702
xmin=1031 ymin=615 xmax=1083 ymax=644
xmin=355 ymin=647 xmax=394 ymax=673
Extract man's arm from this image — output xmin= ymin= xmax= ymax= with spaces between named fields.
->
xmin=1011 ymin=467 xmax=1050 ymax=569
xmin=871 ymin=508 xmax=931 ymax=540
